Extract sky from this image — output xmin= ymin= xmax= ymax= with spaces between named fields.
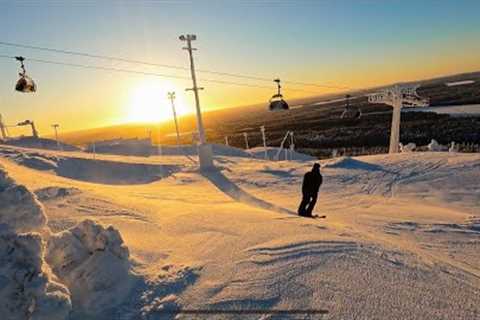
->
xmin=1 ymin=0 xmax=480 ymax=135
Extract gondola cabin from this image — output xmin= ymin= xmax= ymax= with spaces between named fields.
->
xmin=15 ymin=56 xmax=36 ymax=93
xmin=15 ymin=75 xmax=36 ymax=93
xmin=268 ymin=79 xmax=289 ymax=111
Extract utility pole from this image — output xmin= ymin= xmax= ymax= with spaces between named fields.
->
xmin=146 ymin=129 xmax=152 ymax=144
xmin=180 ymin=34 xmax=213 ymax=170
xmin=51 ymin=124 xmax=60 ymax=150
xmin=167 ymin=91 xmax=181 ymax=149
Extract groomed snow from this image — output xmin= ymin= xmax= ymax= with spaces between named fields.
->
xmin=1 ymin=145 xmax=479 ymax=319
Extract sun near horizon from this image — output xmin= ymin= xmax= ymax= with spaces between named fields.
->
xmin=124 ymin=79 xmax=190 ymax=124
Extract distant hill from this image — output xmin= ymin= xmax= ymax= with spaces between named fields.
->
xmin=55 ymin=71 xmax=480 ymax=151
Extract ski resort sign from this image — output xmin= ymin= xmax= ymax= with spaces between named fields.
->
xmin=367 ymin=84 xmax=429 ymax=154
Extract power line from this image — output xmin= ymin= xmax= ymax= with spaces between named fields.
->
xmin=0 ymin=54 xmax=321 ymax=94
xmin=0 ymin=53 xmax=190 ymax=80
xmin=0 ymin=40 xmax=351 ymax=90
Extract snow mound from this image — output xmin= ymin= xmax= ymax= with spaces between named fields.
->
xmin=0 ymin=166 xmax=150 ymax=319
xmin=16 ymin=154 xmax=58 ymax=171
xmin=0 ymin=225 xmax=72 ymax=320
xmin=56 ymin=157 xmax=176 ymax=185
xmin=46 ymin=219 xmax=132 ymax=316
xmin=399 ymin=142 xmax=416 ymax=152
xmin=35 ymin=186 xmax=81 ymax=201
xmin=0 ymin=166 xmax=47 ymax=233
xmin=4 ymin=137 xmax=80 ymax=151
xmin=0 ymin=149 xmax=58 ymax=171
xmin=249 ymin=147 xmax=316 ymax=161
xmin=87 ymin=140 xmax=252 ymax=158
xmin=427 ymin=139 xmax=448 ymax=151
xmin=322 ymin=156 xmax=384 ymax=171
xmin=1 ymin=148 xmax=177 ymax=185
xmin=157 ymin=143 xmax=252 ymax=158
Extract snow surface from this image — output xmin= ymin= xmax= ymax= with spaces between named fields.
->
xmin=0 ymin=167 xmax=46 ymax=233
xmin=1 ymin=145 xmax=480 ymax=319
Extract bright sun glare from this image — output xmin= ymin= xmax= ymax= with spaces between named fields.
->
xmin=126 ymin=80 xmax=189 ymax=123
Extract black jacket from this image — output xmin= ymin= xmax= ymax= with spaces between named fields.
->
xmin=302 ymin=170 xmax=322 ymax=194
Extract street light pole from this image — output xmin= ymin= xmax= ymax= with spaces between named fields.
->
xmin=52 ymin=124 xmax=60 ymax=150
xmin=180 ymin=34 xmax=213 ymax=169
xmin=167 ymin=91 xmax=181 ymax=149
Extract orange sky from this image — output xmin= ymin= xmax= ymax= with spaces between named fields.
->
xmin=1 ymin=1 xmax=480 ymax=135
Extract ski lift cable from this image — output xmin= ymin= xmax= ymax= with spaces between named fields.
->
xmin=0 ymin=41 xmax=352 ymax=90
xmin=0 ymin=54 xmax=322 ymax=94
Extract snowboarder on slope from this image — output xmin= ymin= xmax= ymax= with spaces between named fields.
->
xmin=298 ymin=163 xmax=323 ymax=217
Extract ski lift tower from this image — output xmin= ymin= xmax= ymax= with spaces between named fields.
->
xmin=17 ymin=120 xmax=39 ymax=138
xmin=180 ymin=34 xmax=214 ymax=170
xmin=367 ymin=84 xmax=429 ymax=153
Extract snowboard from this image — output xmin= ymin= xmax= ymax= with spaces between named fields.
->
xmin=299 ymin=214 xmax=326 ymax=219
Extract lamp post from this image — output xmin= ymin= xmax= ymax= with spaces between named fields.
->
xmin=167 ymin=91 xmax=181 ymax=150
xmin=51 ymin=124 xmax=60 ymax=150
xmin=180 ymin=34 xmax=214 ymax=170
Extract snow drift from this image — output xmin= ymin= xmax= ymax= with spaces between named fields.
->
xmin=249 ymin=146 xmax=316 ymax=161
xmin=55 ymin=157 xmax=175 ymax=184
xmin=157 ymin=143 xmax=252 ymax=158
xmin=4 ymin=137 xmax=80 ymax=152
xmin=0 ymin=225 xmax=72 ymax=320
xmin=0 ymin=166 xmax=46 ymax=233
xmin=0 ymin=148 xmax=177 ymax=185
xmin=0 ymin=166 xmax=137 ymax=319
xmin=0 ymin=166 xmax=71 ymax=320
xmin=46 ymin=219 xmax=132 ymax=316
xmin=322 ymin=156 xmax=383 ymax=171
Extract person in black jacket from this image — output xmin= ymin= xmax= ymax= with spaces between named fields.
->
xmin=298 ymin=163 xmax=323 ymax=217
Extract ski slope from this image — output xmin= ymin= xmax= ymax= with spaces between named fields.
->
xmin=1 ymin=145 xmax=479 ymax=319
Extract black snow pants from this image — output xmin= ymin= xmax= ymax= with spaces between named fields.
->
xmin=298 ymin=192 xmax=318 ymax=217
